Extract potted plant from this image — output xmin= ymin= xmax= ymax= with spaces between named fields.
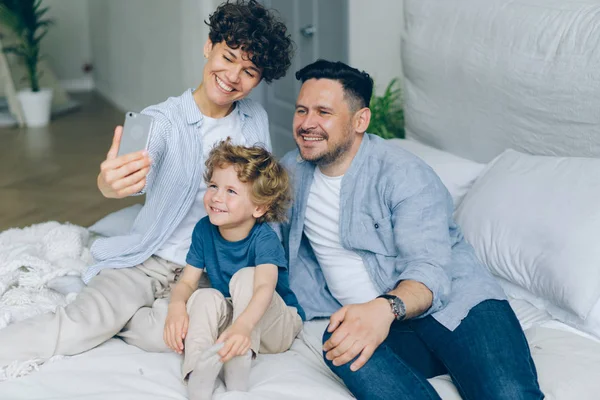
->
xmin=368 ymin=78 xmax=405 ymax=139
xmin=0 ymin=0 xmax=53 ymax=127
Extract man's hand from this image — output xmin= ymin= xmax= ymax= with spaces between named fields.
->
xmin=163 ymin=302 xmax=189 ymax=354
xmin=323 ymin=298 xmax=395 ymax=372
xmin=216 ymin=320 xmax=253 ymax=363
xmin=98 ymin=126 xmax=151 ymax=198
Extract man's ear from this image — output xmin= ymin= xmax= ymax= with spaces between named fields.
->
xmin=354 ymin=107 xmax=372 ymax=134
xmin=253 ymin=204 xmax=268 ymax=219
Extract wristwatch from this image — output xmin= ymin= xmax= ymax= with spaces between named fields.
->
xmin=377 ymin=294 xmax=406 ymax=321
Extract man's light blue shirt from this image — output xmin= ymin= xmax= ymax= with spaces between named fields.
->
xmin=280 ymin=133 xmax=506 ymax=331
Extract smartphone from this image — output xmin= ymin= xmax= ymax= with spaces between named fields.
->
xmin=117 ymin=112 xmax=154 ymax=157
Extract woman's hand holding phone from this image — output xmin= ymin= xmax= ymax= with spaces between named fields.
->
xmin=97 ymin=126 xmax=152 ymax=198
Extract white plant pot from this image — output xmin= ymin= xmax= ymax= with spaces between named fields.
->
xmin=17 ymin=88 xmax=54 ymax=127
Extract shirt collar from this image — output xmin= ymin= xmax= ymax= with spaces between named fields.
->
xmin=182 ymin=89 xmax=204 ymax=125
xmin=344 ymin=133 xmax=372 ymax=180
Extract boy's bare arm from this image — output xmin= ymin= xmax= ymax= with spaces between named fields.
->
xmin=164 ymin=265 xmax=203 ymax=353
xmin=169 ymin=265 xmax=204 ymax=307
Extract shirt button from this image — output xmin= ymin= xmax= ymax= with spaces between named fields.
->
xmin=374 ymin=223 xmax=379 ymax=229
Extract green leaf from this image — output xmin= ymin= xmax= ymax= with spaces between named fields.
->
xmin=368 ymin=78 xmax=405 ymax=139
xmin=33 ymin=28 xmax=49 ymax=44
xmin=0 ymin=5 xmax=21 ymax=32
xmin=0 ymin=0 xmax=53 ymax=90
xmin=3 ymin=48 xmax=26 ymax=57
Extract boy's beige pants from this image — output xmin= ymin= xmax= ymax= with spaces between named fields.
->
xmin=0 ymin=257 xmax=208 ymax=367
xmin=182 ymin=267 xmax=303 ymax=378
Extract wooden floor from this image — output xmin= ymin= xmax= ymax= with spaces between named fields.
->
xmin=0 ymin=92 xmax=143 ymax=232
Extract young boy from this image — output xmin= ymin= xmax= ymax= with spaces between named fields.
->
xmin=163 ymin=139 xmax=305 ymax=400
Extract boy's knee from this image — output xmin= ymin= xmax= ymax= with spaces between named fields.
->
xmin=187 ymin=288 xmax=225 ymax=310
xmin=229 ymin=267 xmax=255 ymax=293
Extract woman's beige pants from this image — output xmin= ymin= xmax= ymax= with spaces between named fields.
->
xmin=0 ymin=257 xmax=204 ymax=367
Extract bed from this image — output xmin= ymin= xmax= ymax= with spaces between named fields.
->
xmin=2 ymin=0 xmax=600 ymax=398
xmin=0 ymin=298 xmax=598 ymax=400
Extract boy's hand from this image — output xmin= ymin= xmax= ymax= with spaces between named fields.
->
xmin=163 ymin=302 xmax=189 ymax=354
xmin=216 ymin=321 xmax=252 ymax=362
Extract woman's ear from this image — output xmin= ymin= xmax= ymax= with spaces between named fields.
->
xmin=204 ymin=39 xmax=214 ymax=58
xmin=354 ymin=107 xmax=372 ymax=134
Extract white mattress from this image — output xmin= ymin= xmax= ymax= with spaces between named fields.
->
xmin=1 ymin=297 xmax=599 ymax=400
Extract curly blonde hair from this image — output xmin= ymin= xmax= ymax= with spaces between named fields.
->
xmin=204 ymin=139 xmax=291 ymax=223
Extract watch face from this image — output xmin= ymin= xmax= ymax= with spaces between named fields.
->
xmin=392 ymin=298 xmax=406 ymax=320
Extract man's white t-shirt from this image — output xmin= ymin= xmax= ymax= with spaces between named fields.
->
xmin=156 ymin=111 xmax=244 ymax=266
xmin=303 ymin=167 xmax=381 ymax=305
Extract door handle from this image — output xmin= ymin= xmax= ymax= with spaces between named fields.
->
xmin=300 ymin=24 xmax=316 ymax=38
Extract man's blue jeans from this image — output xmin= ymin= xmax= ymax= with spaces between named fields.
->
xmin=323 ymin=300 xmax=543 ymax=400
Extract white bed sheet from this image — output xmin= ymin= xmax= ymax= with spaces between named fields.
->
xmin=1 ymin=297 xmax=599 ymax=400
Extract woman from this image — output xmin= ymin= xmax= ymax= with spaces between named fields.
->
xmin=0 ymin=0 xmax=293 ymax=370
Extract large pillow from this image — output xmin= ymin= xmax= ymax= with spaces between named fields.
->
xmin=455 ymin=149 xmax=600 ymax=323
xmin=402 ymin=0 xmax=600 ymax=163
xmin=497 ymin=276 xmax=600 ymax=339
xmin=388 ymin=139 xmax=485 ymax=207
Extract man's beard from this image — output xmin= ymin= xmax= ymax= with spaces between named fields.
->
xmin=296 ymin=127 xmax=354 ymax=167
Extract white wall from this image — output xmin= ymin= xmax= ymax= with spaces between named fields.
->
xmin=88 ymin=0 xmax=210 ymax=112
xmin=43 ymin=0 xmax=93 ymax=91
xmin=87 ymin=0 xmax=404 ymax=110
xmin=40 ymin=0 xmax=402 ymax=108
xmin=348 ymin=0 xmax=404 ymax=95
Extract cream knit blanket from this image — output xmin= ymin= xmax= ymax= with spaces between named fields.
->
xmin=0 ymin=221 xmax=92 ymax=380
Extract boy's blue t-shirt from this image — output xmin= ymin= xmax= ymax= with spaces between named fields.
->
xmin=186 ymin=217 xmax=305 ymax=321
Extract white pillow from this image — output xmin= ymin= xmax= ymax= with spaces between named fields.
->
xmin=497 ymin=275 xmax=600 ymax=339
xmin=88 ymin=204 xmax=143 ymax=237
xmin=455 ymin=149 xmax=600 ymax=321
xmin=388 ymin=139 xmax=485 ymax=207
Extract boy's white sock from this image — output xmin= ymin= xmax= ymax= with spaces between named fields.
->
xmin=188 ymin=343 xmax=224 ymax=400
xmin=223 ymin=350 xmax=253 ymax=392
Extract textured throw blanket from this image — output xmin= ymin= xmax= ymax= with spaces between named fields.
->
xmin=0 ymin=221 xmax=92 ymax=379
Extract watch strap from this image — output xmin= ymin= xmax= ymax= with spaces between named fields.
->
xmin=376 ymin=294 xmax=406 ymax=321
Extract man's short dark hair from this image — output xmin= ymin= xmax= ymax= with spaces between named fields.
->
xmin=295 ymin=60 xmax=374 ymax=110
xmin=206 ymin=0 xmax=294 ymax=83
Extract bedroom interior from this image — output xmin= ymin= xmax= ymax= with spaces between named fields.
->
xmin=1 ymin=0 xmax=600 ymax=399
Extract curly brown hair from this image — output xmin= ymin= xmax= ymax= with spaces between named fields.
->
xmin=205 ymin=0 xmax=294 ymax=83
xmin=204 ymin=139 xmax=291 ymax=223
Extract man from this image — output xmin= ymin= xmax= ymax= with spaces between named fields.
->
xmin=280 ymin=60 xmax=544 ymax=400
